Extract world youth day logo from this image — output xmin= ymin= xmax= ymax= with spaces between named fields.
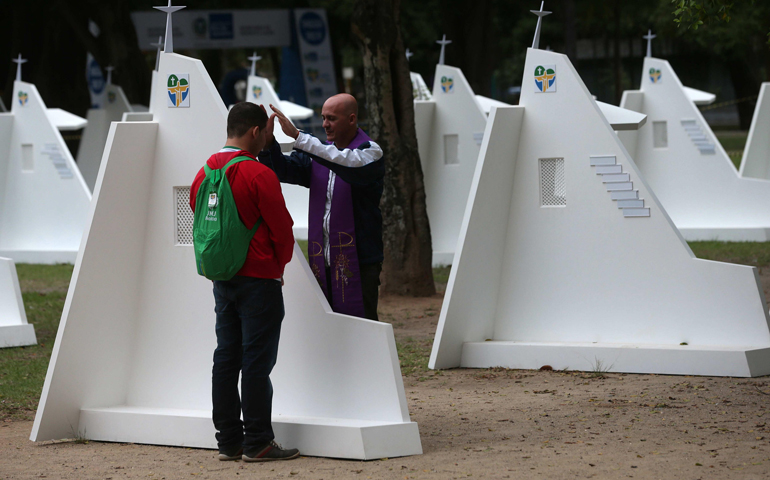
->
xmin=649 ymin=67 xmax=662 ymax=84
xmin=440 ymin=76 xmax=454 ymax=93
xmin=252 ymin=86 xmax=262 ymax=99
xmin=167 ymin=74 xmax=190 ymax=108
xmin=534 ymin=65 xmax=556 ymax=93
xmin=18 ymin=91 xmax=28 ymax=106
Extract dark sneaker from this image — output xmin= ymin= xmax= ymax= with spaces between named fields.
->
xmin=218 ymin=445 xmax=243 ymax=461
xmin=242 ymin=440 xmax=300 ymax=462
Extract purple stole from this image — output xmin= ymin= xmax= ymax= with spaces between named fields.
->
xmin=307 ymin=129 xmax=370 ymax=317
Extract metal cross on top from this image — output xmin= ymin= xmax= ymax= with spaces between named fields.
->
xmin=530 ymin=1 xmax=552 ymax=50
xmin=405 ymin=48 xmax=414 ymax=62
xmin=436 ymin=35 xmax=452 ymax=66
xmin=154 ymin=1 xmax=186 ymax=54
xmin=643 ymin=29 xmax=657 ymax=58
xmin=150 ymin=36 xmax=164 ymax=71
xmin=247 ymin=52 xmax=262 ymax=77
xmin=12 ymin=54 xmax=27 ymax=82
xmin=105 ymin=66 xmax=115 ymax=86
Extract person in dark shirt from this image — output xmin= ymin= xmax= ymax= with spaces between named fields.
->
xmin=258 ymin=95 xmax=384 ymax=320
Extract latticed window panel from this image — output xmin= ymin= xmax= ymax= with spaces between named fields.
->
xmin=539 ymin=158 xmax=566 ymax=206
xmin=175 ymin=187 xmax=194 ymax=245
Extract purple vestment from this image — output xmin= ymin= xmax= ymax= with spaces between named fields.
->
xmin=307 ymin=129 xmax=371 ymax=317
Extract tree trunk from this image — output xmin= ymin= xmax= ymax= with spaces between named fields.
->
xmin=352 ymin=0 xmax=435 ymax=297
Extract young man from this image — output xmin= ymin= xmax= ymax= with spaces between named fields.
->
xmin=259 ymin=94 xmax=385 ymax=321
xmin=190 ymin=102 xmax=299 ymax=462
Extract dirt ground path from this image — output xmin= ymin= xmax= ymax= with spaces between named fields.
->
xmin=3 ymin=292 xmax=770 ymax=479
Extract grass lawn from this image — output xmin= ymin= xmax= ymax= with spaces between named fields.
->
xmin=4 ymin=240 xmax=770 ymax=420
xmin=0 ymin=264 xmax=72 ymax=420
xmin=714 ymin=131 xmax=748 ymax=170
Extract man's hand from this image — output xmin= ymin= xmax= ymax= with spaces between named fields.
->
xmin=269 ymin=104 xmax=300 ymax=140
xmin=258 ymin=104 xmax=275 ymax=147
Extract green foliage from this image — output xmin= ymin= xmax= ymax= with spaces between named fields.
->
xmin=688 ymin=241 xmax=770 ymax=267
xmin=672 ymin=0 xmax=737 ymax=30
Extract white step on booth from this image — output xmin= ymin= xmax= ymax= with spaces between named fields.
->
xmin=0 ymin=257 xmax=36 ymax=348
xmin=30 ymin=51 xmax=422 ymax=460
xmin=0 ymin=81 xmax=92 ymax=264
xmin=618 ymin=58 xmax=770 ymax=241
xmin=429 ymin=48 xmax=770 ymax=378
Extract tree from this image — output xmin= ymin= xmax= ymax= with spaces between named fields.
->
xmin=351 ymin=0 xmax=435 ymax=297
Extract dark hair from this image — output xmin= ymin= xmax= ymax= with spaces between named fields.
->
xmin=227 ymin=102 xmax=268 ymax=138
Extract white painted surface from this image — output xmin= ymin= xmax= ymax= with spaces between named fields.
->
xmin=618 ymin=58 xmax=770 ymax=241
xmin=683 ymin=86 xmax=716 ymax=106
xmin=0 ymin=81 xmax=92 ymax=264
xmin=76 ymin=84 xmax=133 ymax=192
xmin=429 ymin=49 xmax=770 ymax=377
xmin=246 ymin=74 xmax=309 ymax=239
xmin=410 ymin=72 xmax=433 ymax=101
xmin=596 ymin=101 xmax=647 ymax=130
xmin=417 ymin=65 xmax=505 ymax=266
xmin=31 ymin=52 xmax=421 ymax=460
xmin=475 ymin=95 xmax=508 ymax=115
xmin=45 ymin=108 xmax=88 ymax=131
xmin=0 ymin=257 xmax=36 ymax=348
xmin=739 ymin=83 xmax=770 ymax=180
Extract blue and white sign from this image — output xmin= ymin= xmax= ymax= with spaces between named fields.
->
xmin=294 ymin=8 xmax=337 ymax=121
xmin=131 ymin=9 xmax=291 ymax=50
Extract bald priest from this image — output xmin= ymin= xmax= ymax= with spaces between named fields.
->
xmin=258 ymin=94 xmax=384 ymax=321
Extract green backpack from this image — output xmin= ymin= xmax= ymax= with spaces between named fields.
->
xmin=193 ymin=156 xmax=262 ymax=281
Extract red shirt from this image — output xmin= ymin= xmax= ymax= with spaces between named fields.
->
xmin=190 ymin=147 xmax=294 ymax=279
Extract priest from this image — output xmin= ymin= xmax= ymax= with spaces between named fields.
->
xmin=259 ymin=95 xmax=384 ymax=320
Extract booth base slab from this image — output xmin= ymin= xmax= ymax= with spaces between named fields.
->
xmin=460 ymin=341 xmax=770 ymax=377
xmin=0 ymin=324 xmax=36 ymax=348
xmin=0 ymin=250 xmax=77 ymax=265
xmin=678 ymin=227 xmax=770 ymax=242
xmin=79 ymin=406 xmax=422 ymax=460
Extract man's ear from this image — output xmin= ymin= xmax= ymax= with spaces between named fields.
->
xmin=252 ymin=125 xmax=260 ymax=138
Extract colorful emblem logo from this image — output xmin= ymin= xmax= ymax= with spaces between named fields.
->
xmin=252 ymin=86 xmax=262 ymax=99
xmin=107 ymin=91 xmax=116 ymax=104
xmin=441 ymin=76 xmax=454 ymax=93
xmin=649 ymin=67 xmax=662 ymax=83
xmin=167 ymin=74 xmax=190 ymax=108
xmin=534 ymin=65 xmax=556 ymax=93
xmin=17 ymin=91 xmax=28 ymax=106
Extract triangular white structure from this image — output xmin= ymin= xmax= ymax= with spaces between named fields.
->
xmin=246 ymin=74 xmax=314 ymax=239
xmin=45 ymin=108 xmax=87 ymax=131
xmin=739 ymin=82 xmax=770 ymax=180
xmin=410 ymin=72 xmax=433 ymax=101
xmin=429 ymin=48 xmax=770 ymax=377
xmin=618 ymin=57 xmax=770 ymax=241
xmin=0 ymin=81 xmax=92 ymax=264
xmin=0 ymin=257 xmax=36 ymax=348
xmin=415 ymin=65 xmax=509 ymax=266
xmin=76 ymin=83 xmax=133 ymax=191
xmin=31 ymin=52 xmax=421 ymax=460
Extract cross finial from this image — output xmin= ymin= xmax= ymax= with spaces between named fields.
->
xmin=643 ymin=29 xmax=656 ymax=58
xmin=406 ymin=48 xmax=414 ymax=62
xmin=12 ymin=54 xmax=27 ymax=82
xmin=105 ymin=66 xmax=115 ymax=85
xmin=530 ymin=1 xmax=552 ymax=50
xmin=153 ymin=1 xmax=186 ymax=54
xmin=150 ymin=36 xmax=164 ymax=71
xmin=436 ymin=34 xmax=452 ymax=65
xmin=247 ymin=51 xmax=262 ymax=77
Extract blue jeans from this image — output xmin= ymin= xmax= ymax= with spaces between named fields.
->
xmin=211 ymin=276 xmax=284 ymax=450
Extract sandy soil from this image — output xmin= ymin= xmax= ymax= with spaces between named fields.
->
xmin=3 ymin=291 xmax=770 ymax=479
